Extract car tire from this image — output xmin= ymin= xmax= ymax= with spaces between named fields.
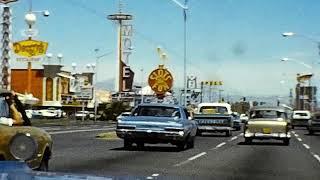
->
xmin=136 ymin=142 xmax=145 ymax=149
xmin=36 ymin=159 xmax=49 ymax=171
xmin=196 ymin=129 xmax=202 ymax=136
xmin=226 ymin=130 xmax=232 ymax=137
xmin=124 ymin=139 xmax=133 ymax=149
xmin=283 ymin=138 xmax=290 ymax=146
xmin=177 ymin=141 xmax=187 ymax=151
xmin=291 ymin=125 xmax=294 ymax=129
xmin=309 ymin=130 xmax=314 ymax=135
xmin=186 ymin=136 xmax=195 ymax=149
xmin=244 ymin=138 xmax=252 ymax=144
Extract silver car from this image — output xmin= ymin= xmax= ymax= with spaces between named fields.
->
xmin=116 ymin=104 xmax=197 ymax=151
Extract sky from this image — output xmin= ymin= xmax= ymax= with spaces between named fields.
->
xmin=6 ymin=0 xmax=320 ymax=96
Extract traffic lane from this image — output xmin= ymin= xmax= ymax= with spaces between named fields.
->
xmin=170 ymin=134 xmax=320 ymax=180
xmin=292 ymin=128 xmax=320 ymax=157
xmin=49 ymin=130 xmax=242 ymax=177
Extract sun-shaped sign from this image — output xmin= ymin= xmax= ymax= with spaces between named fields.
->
xmin=148 ymin=65 xmax=173 ymax=95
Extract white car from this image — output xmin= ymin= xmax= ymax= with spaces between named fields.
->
xmin=117 ymin=112 xmax=131 ymax=121
xmin=75 ymin=111 xmax=90 ymax=120
xmin=291 ymin=110 xmax=311 ymax=129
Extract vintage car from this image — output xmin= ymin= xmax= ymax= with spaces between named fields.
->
xmin=0 ymin=89 xmax=53 ymax=171
xmin=194 ymin=103 xmax=234 ymax=136
xmin=308 ymin=112 xmax=320 ymax=135
xmin=0 ymin=125 xmax=52 ymax=171
xmin=291 ymin=110 xmax=311 ymax=129
xmin=116 ymin=104 xmax=197 ymax=150
xmin=244 ymin=107 xmax=291 ymax=145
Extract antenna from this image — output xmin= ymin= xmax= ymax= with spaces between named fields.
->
xmin=118 ymin=0 xmax=123 ymax=13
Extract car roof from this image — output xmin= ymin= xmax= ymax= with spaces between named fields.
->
xmin=250 ymin=106 xmax=285 ymax=112
xmin=138 ymin=103 xmax=182 ymax=109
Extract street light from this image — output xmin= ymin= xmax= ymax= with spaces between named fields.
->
xmin=282 ymin=31 xmax=320 ymax=55
xmin=280 ymin=57 xmax=312 ymax=69
xmin=169 ymin=0 xmax=188 ymax=106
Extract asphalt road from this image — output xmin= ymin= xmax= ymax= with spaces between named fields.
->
xmin=46 ymin=126 xmax=320 ymax=180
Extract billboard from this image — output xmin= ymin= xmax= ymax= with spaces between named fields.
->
xmin=13 ymin=39 xmax=48 ymax=58
xmin=148 ymin=65 xmax=173 ymax=95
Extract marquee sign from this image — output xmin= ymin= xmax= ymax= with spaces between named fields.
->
xmin=148 ymin=65 xmax=173 ymax=95
xmin=13 ymin=39 xmax=48 ymax=58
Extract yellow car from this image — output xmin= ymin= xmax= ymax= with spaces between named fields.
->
xmin=244 ymin=107 xmax=291 ymax=145
xmin=0 ymin=124 xmax=53 ymax=171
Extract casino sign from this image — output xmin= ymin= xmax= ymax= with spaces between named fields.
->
xmin=148 ymin=65 xmax=173 ymax=96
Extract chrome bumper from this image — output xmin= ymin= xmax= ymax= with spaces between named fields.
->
xmin=116 ymin=129 xmax=186 ymax=141
xmin=197 ymin=125 xmax=233 ymax=131
xmin=244 ymin=132 xmax=291 ymax=139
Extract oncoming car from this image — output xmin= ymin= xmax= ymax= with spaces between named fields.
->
xmin=244 ymin=107 xmax=291 ymax=145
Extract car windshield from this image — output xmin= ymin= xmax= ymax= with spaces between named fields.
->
xmin=250 ymin=110 xmax=286 ymax=119
xmin=133 ymin=106 xmax=180 ymax=118
xmin=199 ymin=106 xmax=228 ymax=114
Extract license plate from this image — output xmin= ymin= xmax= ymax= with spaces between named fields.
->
xmin=263 ymin=128 xmax=271 ymax=134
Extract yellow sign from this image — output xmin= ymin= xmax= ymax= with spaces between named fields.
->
xmin=148 ymin=65 xmax=173 ymax=95
xmin=201 ymin=81 xmax=223 ymax=86
xmin=13 ymin=39 xmax=48 ymax=58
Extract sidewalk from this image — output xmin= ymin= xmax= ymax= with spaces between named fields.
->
xmin=31 ymin=118 xmax=116 ymax=127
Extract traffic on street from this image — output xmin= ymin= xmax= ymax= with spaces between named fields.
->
xmin=1 ymin=0 xmax=320 ymax=180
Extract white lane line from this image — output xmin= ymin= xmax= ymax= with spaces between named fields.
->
xmin=291 ymin=131 xmax=295 ymax=134
xmin=228 ymin=136 xmax=238 ymax=142
xmin=314 ymin=154 xmax=320 ymax=163
xmin=302 ymin=144 xmax=310 ymax=150
xmin=188 ymin=152 xmax=207 ymax=161
xmin=294 ymin=134 xmax=299 ymax=137
xmin=239 ymin=133 xmax=244 ymax=136
xmin=49 ymin=128 xmax=114 ymax=135
xmin=174 ymin=152 xmax=207 ymax=167
xmin=297 ymin=137 xmax=302 ymax=142
xmin=152 ymin=174 xmax=159 ymax=177
xmin=216 ymin=142 xmax=226 ymax=148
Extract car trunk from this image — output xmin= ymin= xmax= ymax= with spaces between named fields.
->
xmin=119 ymin=116 xmax=183 ymax=130
xmin=247 ymin=120 xmax=287 ymax=133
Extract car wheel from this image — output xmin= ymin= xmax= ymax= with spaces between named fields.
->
xmin=225 ymin=130 xmax=232 ymax=137
xmin=124 ymin=139 xmax=133 ymax=149
xmin=186 ymin=136 xmax=195 ymax=149
xmin=283 ymin=138 xmax=290 ymax=146
xmin=244 ymin=138 xmax=252 ymax=144
xmin=291 ymin=125 xmax=294 ymax=129
xmin=196 ymin=129 xmax=202 ymax=136
xmin=136 ymin=142 xmax=145 ymax=149
xmin=36 ymin=159 xmax=49 ymax=171
xmin=177 ymin=141 xmax=187 ymax=151
xmin=309 ymin=130 xmax=314 ymax=135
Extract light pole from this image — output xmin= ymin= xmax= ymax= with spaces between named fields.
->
xmin=140 ymin=68 xmax=144 ymax=104
xmin=280 ymin=57 xmax=312 ymax=69
xmin=169 ymin=0 xmax=188 ymax=106
xmin=282 ymin=32 xmax=320 ymax=56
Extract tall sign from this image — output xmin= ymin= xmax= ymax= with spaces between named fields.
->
xmin=1 ymin=6 xmax=11 ymax=89
xmin=13 ymin=39 xmax=48 ymax=58
xmin=148 ymin=65 xmax=173 ymax=98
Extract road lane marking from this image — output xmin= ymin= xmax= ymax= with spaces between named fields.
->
xmin=313 ymin=154 xmax=320 ymax=163
xmin=294 ymin=134 xmax=299 ymax=137
xmin=174 ymin=152 xmax=207 ymax=167
xmin=291 ymin=131 xmax=295 ymax=134
xmin=49 ymin=128 xmax=114 ymax=135
xmin=239 ymin=133 xmax=244 ymax=136
xmin=228 ymin=136 xmax=238 ymax=142
xmin=152 ymin=174 xmax=159 ymax=177
xmin=216 ymin=142 xmax=226 ymax=148
xmin=302 ymin=144 xmax=310 ymax=149
xmin=297 ymin=137 xmax=302 ymax=142
xmin=188 ymin=152 xmax=207 ymax=161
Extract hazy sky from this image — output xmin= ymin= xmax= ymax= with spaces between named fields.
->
xmin=8 ymin=0 xmax=320 ymax=96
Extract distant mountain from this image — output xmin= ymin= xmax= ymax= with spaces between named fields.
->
xmin=96 ymin=78 xmax=115 ymax=91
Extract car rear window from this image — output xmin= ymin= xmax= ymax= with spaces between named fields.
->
xmin=294 ymin=113 xmax=308 ymax=116
xmin=250 ymin=110 xmax=286 ymax=119
xmin=199 ymin=106 xmax=228 ymax=114
xmin=134 ymin=106 xmax=180 ymax=118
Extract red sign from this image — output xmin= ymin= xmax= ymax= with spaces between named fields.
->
xmin=148 ymin=65 xmax=173 ymax=95
xmin=0 ymin=0 xmax=17 ymax=4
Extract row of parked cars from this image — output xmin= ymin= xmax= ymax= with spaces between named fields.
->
xmin=25 ymin=108 xmax=67 ymax=119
